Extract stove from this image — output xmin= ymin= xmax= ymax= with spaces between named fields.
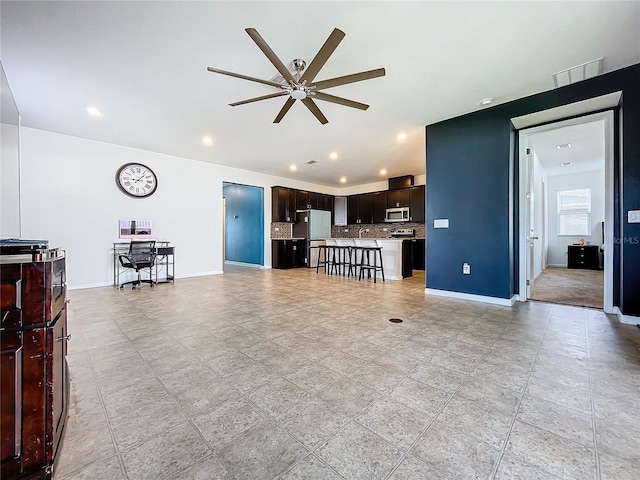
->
xmin=390 ymin=229 xmax=415 ymax=238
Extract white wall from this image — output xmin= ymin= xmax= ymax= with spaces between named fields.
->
xmin=20 ymin=127 xmax=342 ymax=288
xmin=546 ymin=168 xmax=604 ymax=267
xmin=1 ymin=122 xmax=21 ymax=237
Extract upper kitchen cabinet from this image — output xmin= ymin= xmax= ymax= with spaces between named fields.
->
xmin=347 ymin=193 xmax=374 ymax=224
xmin=387 ymin=188 xmax=410 ymax=208
xmin=296 ymin=190 xmax=309 ymax=210
xmin=372 ymin=191 xmax=387 ymax=223
xmin=409 ymin=185 xmax=425 ymax=222
xmin=272 ymin=187 xmax=335 ymax=222
xmin=272 ymin=186 xmax=294 ymax=222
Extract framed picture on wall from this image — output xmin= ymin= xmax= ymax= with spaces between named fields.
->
xmin=119 ymin=219 xmax=152 ymax=239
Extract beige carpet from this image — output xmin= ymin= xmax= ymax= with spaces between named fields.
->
xmin=531 ymin=266 xmax=603 ymax=309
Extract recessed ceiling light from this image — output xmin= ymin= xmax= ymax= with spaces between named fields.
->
xmin=379 ymin=169 xmax=387 ymax=175
xmin=85 ymin=106 xmax=103 ymax=117
xmin=339 ymin=177 xmax=347 ymax=183
xmin=202 ymin=135 xmax=214 ymax=146
xmin=289 ymin=164 xmax=297 ymax=171
xmin=396 ymin=132 xmax=407 ymax=141
xmin=480 ymin=98 xmax=493 ymax=106
xmin=556 ymin=143 xmax=571 ymax=149
xmin=329 ymin=152 xmax=338 ymax=160
xmin=561 ymin=161 xmax=572 ymax=166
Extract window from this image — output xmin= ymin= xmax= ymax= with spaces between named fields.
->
xmin=557 ymin=189 xmax=591 ymax=236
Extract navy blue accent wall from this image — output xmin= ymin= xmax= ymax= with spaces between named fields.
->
xmin=223 ymin=183 xmax=264 ymax=265
xmin=426 ymin=63 xmax=640 ymax=315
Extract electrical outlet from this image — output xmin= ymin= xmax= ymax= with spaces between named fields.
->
xmin=365 ymin=228 xmax=370 ymax=232
xmin=344 ymin=229 xmax=348 ymax=232
xmin=463 ymin=263 xmax=470 ymax=274
xmin=383 ymin=228 xmax=388 ymax=231
xmin=274 ymin=227 xmax=279 ymax=231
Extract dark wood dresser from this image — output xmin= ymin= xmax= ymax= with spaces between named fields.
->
xmin=1 ymin=243 xmax=69 ymax=480
xmin=567 ymin=244 xmax=600 ymax=270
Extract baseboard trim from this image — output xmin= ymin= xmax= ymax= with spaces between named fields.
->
xmin=68 ymin=282 xmax=113 ymax=290
xmin=613 ymin=307 xmax=640 ymax=326
xmin=224 ymin=261 xmax=262 ymax=269
xmin=176 ymin=271 xmax=223 ymax=278
xmin=425 ymin=288 xmax=517 ymax=307
xmin=547 ymin=264 xmax=566 ymax=268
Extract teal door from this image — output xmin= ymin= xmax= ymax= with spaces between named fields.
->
xmin=223 ymin=183 xmax=264 ymax=265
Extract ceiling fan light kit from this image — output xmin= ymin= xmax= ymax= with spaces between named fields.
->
xmin=207 ymin=27 xmax=385 ymax=124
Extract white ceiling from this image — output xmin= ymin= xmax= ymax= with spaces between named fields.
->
xmin=529 ymin=121 xmax=605 ymax=177
xmin=1 ymin=1 xmax=639 ymax=187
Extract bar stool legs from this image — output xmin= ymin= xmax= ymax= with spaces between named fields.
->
xmin=358 ymin=247 xmax=385 ymax=283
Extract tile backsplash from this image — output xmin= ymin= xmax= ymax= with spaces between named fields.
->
xmin=270 ymin=222 xmax=293 ymax=239
xmin=271 ymin=221 xmax=425 ymax=239
xmin=331 ymin=222 xmax=425 ymax=239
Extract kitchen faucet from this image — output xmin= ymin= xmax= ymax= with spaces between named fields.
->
xmin=359 ymin=228 xmax=367 ymax=238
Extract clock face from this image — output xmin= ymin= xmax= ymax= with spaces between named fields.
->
xmin=116 ymin=163 xmax=158 ymax=198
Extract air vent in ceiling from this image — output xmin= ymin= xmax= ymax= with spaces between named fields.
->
xmin=305 ymin=160 xmax=317 ymax=165
xmin=553 ymin=58 xmax=603 ymax=88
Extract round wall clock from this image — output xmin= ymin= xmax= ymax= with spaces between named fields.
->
xmin=115 ymin=162 xmax=158 ymax=198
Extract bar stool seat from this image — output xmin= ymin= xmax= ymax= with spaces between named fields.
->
xmin=358 ymin=246 xmax=385 ymax=283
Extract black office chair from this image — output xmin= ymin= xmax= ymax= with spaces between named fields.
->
xmin=118 ymin=240 xmax=156 ymax=289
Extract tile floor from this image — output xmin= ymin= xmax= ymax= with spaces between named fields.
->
xmin=56 ymin=266 xmax=640 ymax=480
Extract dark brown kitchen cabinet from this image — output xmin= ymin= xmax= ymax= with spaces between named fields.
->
xmin=409 ymin=185 xmax=425 ymax=222
xmin=272 ymin=239 xmax=305 ymax=269
xmin=308 ymin=192 xmax=319 ymax=209
xmin=272 ymin=186 xmax=294 ymax=222
xmin=272 ymin=187 xmax=334 ymax=223
xmin=388 ymin=188 xmax=410 ymax=208
xmin=372 ymin=191 xmax=387 ymax=223
xmin=1 ymin=251 xmax=69 ymax=480
xmin=348 ymin=193 xmax=374 ymax=224
xmin=296 ymin=190 xmax=309 ymax=210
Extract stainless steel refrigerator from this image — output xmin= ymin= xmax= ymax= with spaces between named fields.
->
xmin=292 ymin=209 xmax=332 ymax=267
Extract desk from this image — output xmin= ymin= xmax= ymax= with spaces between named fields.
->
xmin=113 ymin=241 xmax=175 ymax=287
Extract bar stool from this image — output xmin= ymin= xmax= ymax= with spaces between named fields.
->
xmin=349 ymin=246 xmax=362 ymax=278
xmin=331 ymin=245 xmax=351 ymax=276
xmin=358 ymin=246 xmax=385 ymax=283
xmin=315 ymin=245 xmax=329 ymax=274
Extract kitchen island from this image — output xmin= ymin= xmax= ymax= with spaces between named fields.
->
xmin=326 ymin=238 xmax=412 ymax=280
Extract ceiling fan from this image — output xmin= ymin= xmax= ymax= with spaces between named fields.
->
xmin=207 ymin=28 xmax=385 ymax=124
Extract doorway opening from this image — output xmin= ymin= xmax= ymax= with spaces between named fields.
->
xmin=222 ymin=182 xmax=264 ymax=270
xmin=518 ymin=110 xmax=614 ymax=312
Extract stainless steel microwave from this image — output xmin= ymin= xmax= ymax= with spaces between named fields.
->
xmin=385 ymin=207 xmax=409 ymax=222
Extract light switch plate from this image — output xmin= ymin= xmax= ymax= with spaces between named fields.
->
xmin=434 ymin=219 xmax=449 ymax=229
xmin=628 ymin=210 xmax=640 ymax=223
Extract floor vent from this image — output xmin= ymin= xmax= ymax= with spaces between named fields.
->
xmin=389 ymin=318 xmax=403 ymax=323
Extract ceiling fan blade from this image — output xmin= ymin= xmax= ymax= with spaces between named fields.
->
xmin=313 ymin=92 xmax=369 ymax=110
xmin=301 ymin=98 xmax=328 ymax=124
xmin=245 ymin=28 xmax=296 ymax=84
xmin=230 ymin=91 xmax=288 ymax=107
xmin=274 ymin=97 xmax=296 ymax=123
xmin=311 ymin=68 xmax=386 ymax=90
xmin=299 ymin=28 xmax=345 ymax=85
xmin=207 ymin=67 xmax=284 ymax=88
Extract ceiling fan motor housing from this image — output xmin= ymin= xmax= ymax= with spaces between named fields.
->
xmin=290 ymin=86 xmax=307 ymax=100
